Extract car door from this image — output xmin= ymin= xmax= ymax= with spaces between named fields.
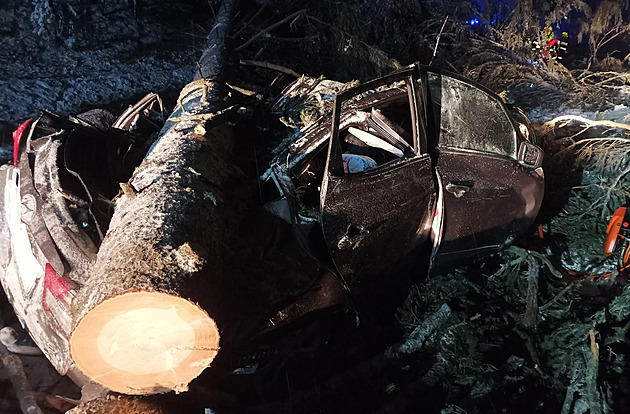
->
xmin=424 ymin=70 xmax=544 ymax=268
xmin=319 ymin=67 xmax=437 ymax=292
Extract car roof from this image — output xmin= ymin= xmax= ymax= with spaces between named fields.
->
xmin=264 ymin=65 xmax=519 ymax=179
xmin=266 ymin=83 xmax=408 ymax=178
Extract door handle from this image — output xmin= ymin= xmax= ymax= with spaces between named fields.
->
xmin=445 ymin=183 xmax=471 ymax=198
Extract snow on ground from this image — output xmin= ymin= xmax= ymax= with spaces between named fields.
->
xmin=528 ymin=104 xmax=630 ymax=125
xmin=0 ymin=49 xmax=194 ymax=123
xmin=0 ymin=0 xmax=210 ymax=149
xmin=598 ymin=103 xmax=630 ymax=123
xmin=0 ymin=48 xmax=195 ymax=164
xmin=525 ymin=85 xmax=630 ymax=124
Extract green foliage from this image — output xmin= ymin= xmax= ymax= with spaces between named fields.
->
xmin=397 ymin=247 xmax=630 ymax=413
xmin=608 ymin=285 xmax=630 ymax=322
xmin=396 ymin=248 xmax=565 ymax=409
xmin=543 ymin=124 xmax=630 ymax=272
xmin=396 ymin=123 xmax=630 ymax=412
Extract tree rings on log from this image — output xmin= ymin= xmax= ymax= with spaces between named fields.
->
xmin=69 ymin=291 xmax=219 ymax=395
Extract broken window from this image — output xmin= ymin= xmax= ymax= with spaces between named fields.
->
xmin=428 ymin=73 xmax=517 ymax=158
xmin=289 ymin=79 xmax=420 ymax=218
xmin=337 ymin=84 xmax=417 ymax=173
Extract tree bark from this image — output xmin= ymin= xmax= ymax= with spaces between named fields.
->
xmin=0 ymin=341 xmax=44 ymax=414
xmin=68 ymin=0 xmax=237 ymax=395
xmin=66 ymin=395 xmax=175 ymax=414
xmin=2 ymin=0 xmax=321 ymax=397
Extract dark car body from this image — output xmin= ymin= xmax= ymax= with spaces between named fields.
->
xmin=258 ymin=65 xmax=544 ymax=321
xmin=0 ymin=65 xmax=543 ymax=386
xmin=0 ymin=100 xmax=163 ymax=383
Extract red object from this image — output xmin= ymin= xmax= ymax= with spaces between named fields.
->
xmin=541 ymin=39 xmax=561 ymax=59
xmin=547 ymin=39 xmax=560 ymax=48
xmin=43 ymin=263 xmax=77 ymax=312
xmin=12 ymin=119 xmax=32 ymax=167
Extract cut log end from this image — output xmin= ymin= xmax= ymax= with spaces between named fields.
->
xmin=69 ymin=291 xmax=220 ymax=395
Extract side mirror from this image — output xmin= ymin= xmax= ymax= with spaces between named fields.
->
xmin=518 ymin=141 xmax=543 ymax=169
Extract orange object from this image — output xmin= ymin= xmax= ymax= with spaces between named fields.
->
xmin=590 ymin=273 xmax=612 ymax=281
xmin=538 ymin=225 xmax=544 ymax=239
xmin=605 ymin=206 xmax=630 ymax=256
xmin=604 ymin=204 xmax=630 ymax=276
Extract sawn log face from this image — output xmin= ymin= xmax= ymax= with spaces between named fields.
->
xmin=69 ymin=81 xmax=238 ymax=394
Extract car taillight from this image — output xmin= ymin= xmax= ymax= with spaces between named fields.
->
xmin=43 ymin=263 xmax=76 ymax=312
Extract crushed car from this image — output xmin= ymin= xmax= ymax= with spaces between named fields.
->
xmin=257 ymin=65 xmax=544 ymax=325
xmin=0 ymin=64 xmax=543 ymax=390
xmin=0 ymin=96 xmax=165 ymax=385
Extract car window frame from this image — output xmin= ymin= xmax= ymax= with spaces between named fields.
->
xmin=325 ymin=66 xmax=426 ymax=178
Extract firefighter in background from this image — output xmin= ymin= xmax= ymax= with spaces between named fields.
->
xmin=545 ymin=25 xmax=555 ymax=42
xmin=533 ymin=26 xmax=568 ymax=62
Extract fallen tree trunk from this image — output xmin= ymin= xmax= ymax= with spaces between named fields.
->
xmin=2 ymin=0 xmax=322 ymax=398
xmin=68 ymin=0 xmax=236 ymax=395
xmin=66 ymin=395 xmax=175 ymax=414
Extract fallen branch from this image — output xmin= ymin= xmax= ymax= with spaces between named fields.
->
xmin=0 ymin=342 xmax=44 ymax=414
xmin=539 ymin=280 xmax=584 ymax=313
xmin=166 ymin=104 xmax=239 ymax=122
xmin=233 ymin=0 xmax=268 ymax=38
xmin=580 ymin=72 xmax=630 ymax=87
xmin=235 ymin=9 xmax=307 ymax=52
xmin=254 ymin=34 xmax=319 ymax=43
xmin=429 ymin=16 xmax=449 ymax=66
xmin=521 ymin=254 xmax=540 ymax=330
xmin=239 ymin=59 xmax=301 ymax=77
xmin=583 ymin=329 xmax=603 ymax=413
xmin=386 ymin=303 xmax=451 ymax=358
